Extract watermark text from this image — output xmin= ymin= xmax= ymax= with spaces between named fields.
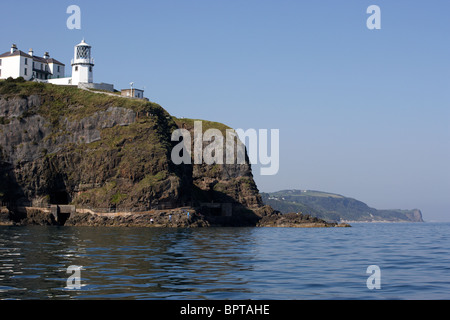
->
xmin=366 ymin=265 xmax=381 ymax=290
xmin=67 ymin=5 xmax=81 ymax=30
xmin=171 ymin=121 xmax=279 ymax=176
xmin=66 ymin=265 xmax=82 ymax=290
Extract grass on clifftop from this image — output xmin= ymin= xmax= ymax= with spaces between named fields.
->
xmin=0 ymin=78 xmax=168 ymax=121
xmin=173 ymin=117 xmax=232 ymax=135
xmin=0 ymin=79 xmax=233 ymax=137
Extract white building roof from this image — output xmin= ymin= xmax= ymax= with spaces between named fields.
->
xmin=76 ymin=39 xmax=91 ymax=47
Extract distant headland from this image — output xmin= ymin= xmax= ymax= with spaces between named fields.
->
xmin=262 ymin=190 xmax=424 ymax=223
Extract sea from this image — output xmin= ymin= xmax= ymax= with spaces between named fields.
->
xmin=0 ymin=223 xmax=449 ymax=300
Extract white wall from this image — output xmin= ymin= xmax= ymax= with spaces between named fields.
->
xmin=0 ymin=55 xmax=33 ymax=81
xmin=121 ymin=89 xmax=145 ymax=98
xmin=47 ymin=77 xmax=72 ymax=85
xmin=33 ymin=60 xmax=46 ymax=73
xmin=49 ymin=63 xmax=65 ymax=79
xmin=0 ymin=56 xmax=21 ymax=79
xmin=72 ymin=64 xmax=93 ymax=85
xmin=20 ymin=56 xmax=33 ymax=80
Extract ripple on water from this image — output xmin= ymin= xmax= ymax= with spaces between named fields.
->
xmin=0 ymin=224 xmax=449 ymax=299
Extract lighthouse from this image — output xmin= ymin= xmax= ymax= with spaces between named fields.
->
xmin=71 ymin=39 xmax=94 ymax=85
xmin=2 ymin=39 xmax=115 ymax=92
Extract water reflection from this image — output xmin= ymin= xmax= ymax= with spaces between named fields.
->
xmin=2 ymin=224 xmax=450 ymax=300
xmin=0 ymin=227 xmax=258 ymax=299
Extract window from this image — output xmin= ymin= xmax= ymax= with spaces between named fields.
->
xmin=25 ymin=58 xmax=28 ymax=65
xmin=57 ymin=66 xmax=60 ymax=72
xmin=41 ymin=64 xmax=43 ymax=70
xmin=76 ymin=46 xmax=90 ymax=59
xmin=0 ymin=69 xmax=2 ymax=77
xmin=0 ymin=59 xmax=2 ymax=66
xmin=89 ymin=67 xmax=92 ymax=72
xmin=24 ymin=68 xmax=27 ymax=76
xmin=75 ymin=66 xmax=78 ymax=71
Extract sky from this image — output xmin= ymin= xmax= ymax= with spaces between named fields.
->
xmin=1 ymin=0 xmax=449 ymax=221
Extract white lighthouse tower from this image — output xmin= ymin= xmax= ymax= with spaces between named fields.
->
xmin=71 ymin=39 xmax=94 ymax=85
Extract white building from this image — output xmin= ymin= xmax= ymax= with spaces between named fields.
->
xmin=0 ymin=44 xmax=65 ymax=81
xmin=49 ymin=40 xmax=114 ymax=91
xmin=71 ymin=39 xmax=94 ymax=85
xmin=1 ymin=40 xmax=115 ymax=92
xmin=121 ymin=88 xmax=145 ymax=99
xmin=47 ymin=39 xmax=94 ymax=86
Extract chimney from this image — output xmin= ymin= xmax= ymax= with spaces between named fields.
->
xmin=10 ymin=44 xmax=17 ymax=54
xmin=28 ymin=48 xmax=34 ymax=56
xmin=43 ymin=52 xmax=49 ymax=59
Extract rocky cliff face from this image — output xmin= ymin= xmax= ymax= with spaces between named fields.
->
xmin=173 ymin=119 xmax=272 ymax=220
xmin=0 ymin=79 xmax=272 ymax=226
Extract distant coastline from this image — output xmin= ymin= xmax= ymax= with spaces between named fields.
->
xmin=262 ymin=190 xmax=424 ymax=223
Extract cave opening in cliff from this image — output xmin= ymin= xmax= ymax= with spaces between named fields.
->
xmin=201 ymin=206 xmax=223 ymax=217
xmin=210 ymin=207 xmax=223 ymax=217
xmin=57 ymin=212 xmax=71 ymax=226
xmin=50 ymin=191 xmax=70 ymax=205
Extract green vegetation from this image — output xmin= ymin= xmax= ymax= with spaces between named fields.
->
xmin=137 ymin=172 xmax=168 ymax=191
xmin=262 ymin=190 xmax=423 ymax=222
xmin=111 ymin=192 xmax=128 ymax=205
xmin=0 ymin=79 xmax=181 ymax=209
xmin=0 ymin=78 xmax=263 ymax=217
xmin=0 ymin=78 xmax=167 ymax=124
xmin=85 ymin=88 xmax=121 ymax=95
xmin=173 ymin=117 xmax=232 ymax=135
xmin=0 ymin=117 xmax=10 ymax=125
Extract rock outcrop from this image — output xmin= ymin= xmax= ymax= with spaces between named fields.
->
xmin=0 ymin=206 xmax=12 ymax=225
xmin=0 ymin=79 xmax=277 ymax=226
xmin=257 ymin=212 xmax=351 ymax=228
xmin=0 ymin=82 xmax=188 ymax=212
xmin=0 ymin=79 xmax=347 ymax=228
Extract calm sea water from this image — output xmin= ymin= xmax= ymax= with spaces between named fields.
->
xmin=0 ymin=223 xmax=449 ymax=300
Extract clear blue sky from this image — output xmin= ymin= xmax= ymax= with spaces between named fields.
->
xmin=2 ymin=0 xmax=449 ymax=221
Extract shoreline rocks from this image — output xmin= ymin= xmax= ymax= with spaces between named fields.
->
xmin=0 ymin=206 xmax=13 ymax=226
xmin=2 ymin=207 xmax=351 ymax=228
xmin=256 ymin=212 xmax=351 ymax=228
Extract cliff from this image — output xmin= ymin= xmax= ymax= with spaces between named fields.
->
xmin=2 ymin=78 xmax=333 ymax=227
xmin=262 ymin=190 xmax=424 ymax=222
xmin=0 ymin=80 xmax=185 ymax=210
